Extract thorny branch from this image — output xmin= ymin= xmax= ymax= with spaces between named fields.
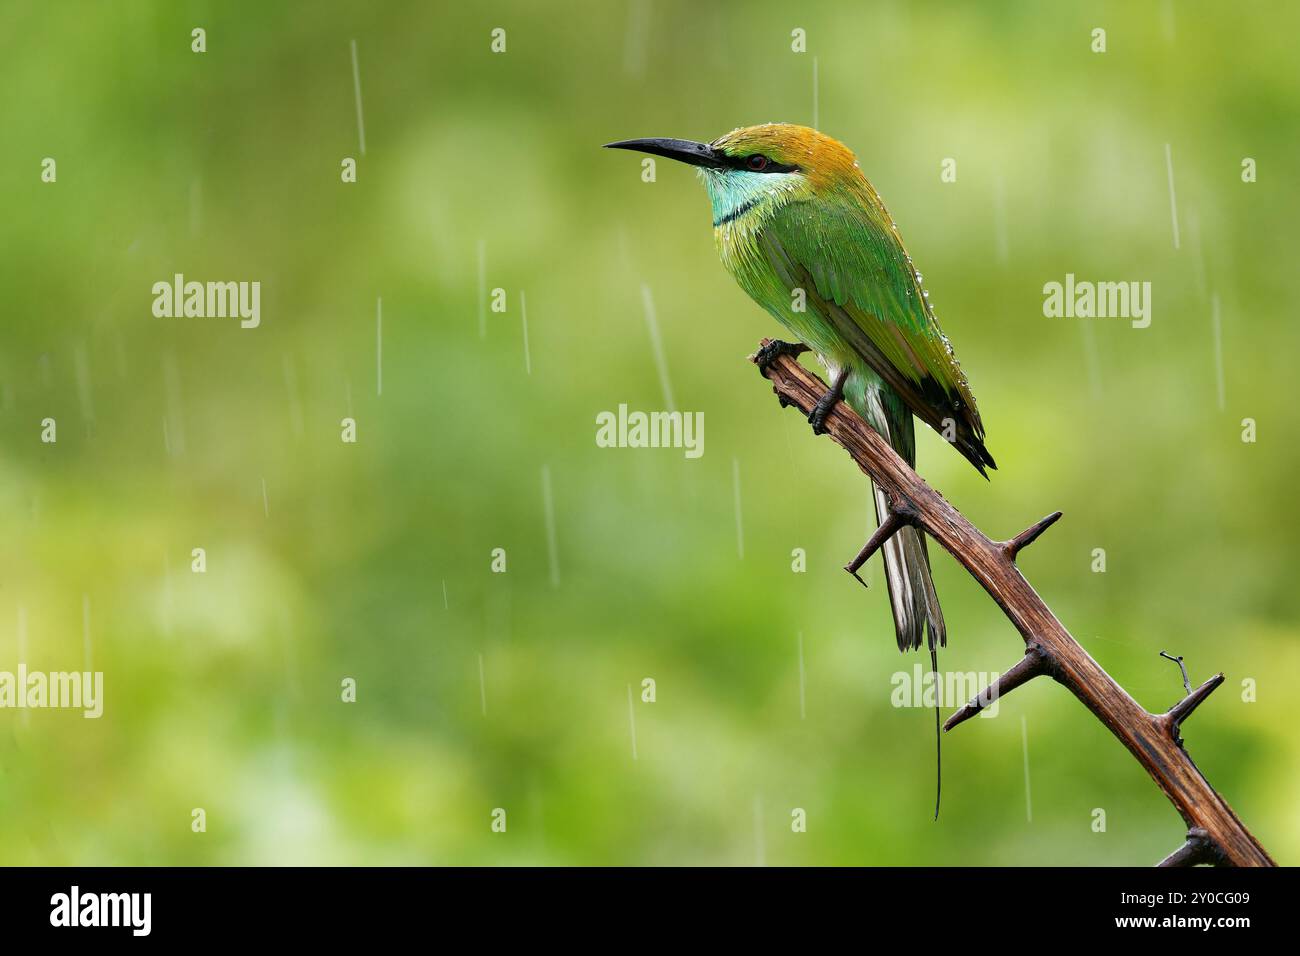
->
xmin=752 ymin=340 xmax=1275 ymax=867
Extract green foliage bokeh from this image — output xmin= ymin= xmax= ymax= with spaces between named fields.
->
xmin=0 ymin=0 xmax=1296 ymax=865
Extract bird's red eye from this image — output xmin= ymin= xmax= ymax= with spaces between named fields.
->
xmin=747 ymin=154 xmax=769 ymax=171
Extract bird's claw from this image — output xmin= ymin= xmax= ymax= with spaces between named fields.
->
xmin=808 ymin=404 xmax=832 ymax=435
xmin=807 ymin=368 xmax=848 ymax=435
xmin=753 ymin=339 xmax=808 ymax=377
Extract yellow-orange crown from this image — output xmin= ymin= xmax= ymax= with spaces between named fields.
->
xmin=711 ymin=123 xmax=861 ymax=189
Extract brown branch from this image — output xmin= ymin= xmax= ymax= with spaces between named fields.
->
xmin=752 ymin=341 xmax=1275 ymax=867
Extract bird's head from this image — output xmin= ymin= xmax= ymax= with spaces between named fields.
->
xmin=605 ymin=123 xmax=861 ymax=227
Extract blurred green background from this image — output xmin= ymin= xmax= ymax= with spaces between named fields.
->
xmin=1 ymin=0 xmax=1296 ymax=865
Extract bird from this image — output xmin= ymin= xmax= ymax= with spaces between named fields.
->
xmin=606 ymin=124 xmax=996 ymax=817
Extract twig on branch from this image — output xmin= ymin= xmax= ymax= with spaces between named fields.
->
xmin=1158 ymin=828 xmax=1225 ymax=867
xmin=1160 ymin=651 xmax=1192 ymax=695
xmin=751 ymin=340 xmax=1275 ymax=867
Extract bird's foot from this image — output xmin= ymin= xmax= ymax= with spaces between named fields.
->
xmin=807 ymin=399 xmax=833 ymax=435
xmin=753 ymin=339 xmax=808 ymax=377
xmin=808 ymin=369 xmax=849 ymax=435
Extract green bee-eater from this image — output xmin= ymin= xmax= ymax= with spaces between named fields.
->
xmin=607 ymin=125 xmax=996 ymax=811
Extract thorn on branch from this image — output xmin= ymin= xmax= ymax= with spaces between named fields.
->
xmin=843 ymin=507 xmax=915 ymax=587
xmin=1157 ymin=827 xmax=1224 ymax=867
xmin=1001 ymin=511 xmax=1063 ymax=562
xmin=943 ymin=643 xmax=1051 ymax=732
xmin=1160 ymin=674 xmax=1225 ymax=743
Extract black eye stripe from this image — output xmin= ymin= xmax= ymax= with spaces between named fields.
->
xmin=715 ymin=151 xmax=799 ymax=174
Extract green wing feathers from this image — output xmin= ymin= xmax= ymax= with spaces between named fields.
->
xmin=762 ymin=190 xmax=996 ymax=476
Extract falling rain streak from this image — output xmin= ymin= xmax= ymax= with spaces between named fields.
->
xmin=476 ymin=240 xmax=487 ymax=338
xmin=189 ymin=178 xmax=202 ymax=238
xmin=993 ymin=174 xmax=1009 ymax=264
xmin=521 ymin=291 xmax=532 ymax=375
xmin=1187 ymin=211 xmax=1208 ymax=300
xmin=627 ymin=683 xmax=638 ymax=760
xmin=1021 ymin=715 xmax=1033 ymax=823
xmin=640 ymin=284 xmax=676 ymax=412
xmin=732 ymin=458 xmax=745 ymax=559
xmin=623 ymin=0 xmax=649 ymax=77
xmin=376 ymin=296 xmax=383 ymax=397
xmin=1164 ymin=143 xmax=1180 ymax=250
xmin=17 ymin=606 xmax=28 ymax=666
xmin=812 ymin=56 xmax=819 ymax=131
xmin=541 ymin=465 xmax=560 ymax=588
xmin=17 ymin=607 xmax=29 ymax=728
xmin=82 ymin=593 xmax=92 ymax=672
xmin=350 ymin=39 xmax=366 ymax=156
xmin=1211 ymin=295 xmax=1225 ymax=411
xmin=797 ymin=631 xmax=806 ymax=720
xmin=161 ymin=553 xmax=174 ymax=638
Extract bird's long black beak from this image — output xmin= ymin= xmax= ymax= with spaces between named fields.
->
xmin=603 ymin=137 xmax=724 ymax=169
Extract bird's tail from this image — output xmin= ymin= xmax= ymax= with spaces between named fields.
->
xmin=872 ymin=483 xmax=946 ymax=655
xmin=872 ymin=483 xmax=946 ymax=819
